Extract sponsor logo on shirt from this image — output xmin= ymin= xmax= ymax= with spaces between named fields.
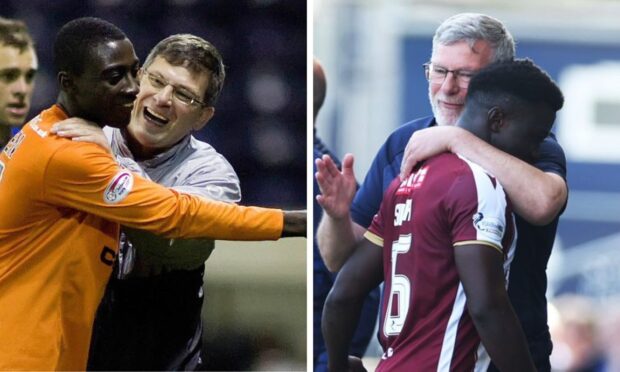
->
xmin=394 ymin=199 xmax=412 ymax=226
xmin=29 ymin=116 xmax=47 ymax=137
xmin=396 ymin=166 xmax=429 ymax=195
xmin=2 ymin=131 xmax=25 ymax=159
xmin=472 ymin=212 xmax=504 ymax=240
xmin=104 ymin=170 xmax=133 ymax=204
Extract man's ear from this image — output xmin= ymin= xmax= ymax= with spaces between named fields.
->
xmin=58 ymin=71 xmax=74 ymax=92
xmin=487 ymin=106 xmax=505 ymax=133
xmin=193 ymin=106 xmax=215 ymax=131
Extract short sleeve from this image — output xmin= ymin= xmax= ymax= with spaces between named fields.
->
xmin=534 ymin=133 xmax=566 ymax=180
xmin=364 ymin=176 xmax=403 ymax=247
xmin=446 ymin=163 xmax=508 ymax=253
xmin=365 ymin=205 xmax=386 ymax=247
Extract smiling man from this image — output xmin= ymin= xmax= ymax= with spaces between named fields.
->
xmin=322 ymin=59 xmax=564 ymax=372
xmin=86 ymin=34 xmax=244 ymax=371
xmin=0 ymin=18 xmax=304 ymax=371
xmin=316 ymin=13 xmax=567 ymax=372
xmin=0 ymin=17 xmax=37 ymax=147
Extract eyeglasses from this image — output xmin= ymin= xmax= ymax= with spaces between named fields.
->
xmin=142 ymin=70 xmax=207 ymax=107
xmin=423 ymin=62 xmax=477 ymax=88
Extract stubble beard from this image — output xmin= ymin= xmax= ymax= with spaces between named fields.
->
xmin=429 ymin=90 xmax=461 ymax=127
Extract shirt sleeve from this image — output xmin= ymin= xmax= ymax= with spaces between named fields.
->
xmin=535 ymin=133 xmax=567 ymax=180
xmin=364 ymin=176 xmax=402 ymax=248
xmin=446 ymin=167 xmax=507 ymax=254
xmin=351 ymin=134 xmax=404 ymax=229
xmin=364 ymin=203 xmax=386 ymax=247
xmin=42 ymin=143 xmax=283 ymax=241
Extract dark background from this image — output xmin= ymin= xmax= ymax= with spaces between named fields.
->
xmin=2 ymin=0 xmax=307 ymax=209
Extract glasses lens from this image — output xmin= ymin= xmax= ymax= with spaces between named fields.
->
xmin=145 ymin=70 xmax=203 ymax=106
xmin=174 ymin=90 xmax=195 ymax=105
xmin=147 ymin=73 xmax=165 ymax=89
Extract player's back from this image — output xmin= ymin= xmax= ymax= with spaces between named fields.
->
xmin=0 ymin=106 xmax=119 ymax=370
xmin=369 ymin=152 xmax=515 ymax=372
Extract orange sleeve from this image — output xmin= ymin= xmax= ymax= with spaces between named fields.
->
xmin=43 ymin=142 xmax=283 ymax=241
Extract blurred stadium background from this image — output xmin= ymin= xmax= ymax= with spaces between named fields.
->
xmin=2 ymin=0 xmax=306 ymax=370
xmin=315 ymin=0 xmax=620 ymax=371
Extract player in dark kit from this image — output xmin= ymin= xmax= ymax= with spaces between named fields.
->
xmin=321 ymin=59 xmax=564 ymax=372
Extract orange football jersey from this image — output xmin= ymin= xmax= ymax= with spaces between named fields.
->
xmin=0 ymin=105 xmax=283 ymax=370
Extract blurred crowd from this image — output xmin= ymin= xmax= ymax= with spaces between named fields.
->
xmin=549 ymin=295 xmax=620 ymax=372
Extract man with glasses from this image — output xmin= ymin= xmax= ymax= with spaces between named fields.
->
xmin=316 ymin=13 xmax=567 ymax=371
xmin=323 ymin=58 xmax=563 ymax=372
xmin=54 ymin=34 xmax=246 ymax=370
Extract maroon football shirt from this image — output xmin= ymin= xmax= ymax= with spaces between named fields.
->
xmin=366 ymin=153 xmax=516 ymax=371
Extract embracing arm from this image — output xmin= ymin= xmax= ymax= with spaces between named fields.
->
xmin=51 ymin=118 xmax=112 ymax=154
xmin=322 ymin=238 xmax=383 ymax=372
xmin=448 ymin=128 xmax=566 ymax=224
xmin=43 ymin=143 xmax=306 ymax=240
xmin=400 ymin=126 xmax=567 ymax=225
xmin=455 ymin=244 xmax=535 ymax=372
xmin=315 ymin=153 xmax=366 ymax=271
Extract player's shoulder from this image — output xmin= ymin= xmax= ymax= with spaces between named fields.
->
xmin=385 ymin=116 xmax=435 ymax=145
xmin=4 ymin=107 xmax=76 ymax=162
xmin=426 ymin=152 xmax=468 ymax=172
xmin=422 ymin=153 xmax=488 ymax=190
xmin=22 ymin=105 xmax=106 ymax=155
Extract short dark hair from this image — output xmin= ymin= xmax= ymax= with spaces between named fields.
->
xmin=143 ymin=34 xmax=225 ymax=106
xmin=0 ymin=17 xmax=34 ymax=52
xmin=467 ymin=58 xmax=564 ymax=113
xmin=53 ymin=17 xmax=127 ymax=75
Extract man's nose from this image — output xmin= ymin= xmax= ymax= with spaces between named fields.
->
xmin=123 ymin=74 xmax=139 ymax=97
xmin=153 ymin=85 xmax=174 ymax=106
xmin=11 ymin=76 xmax=30 ymax=96
xmin=439 ymin=71 xmax=460 ymax=94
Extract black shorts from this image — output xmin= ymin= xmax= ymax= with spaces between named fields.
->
xmin=87 ymin=265 xmax=205 ymax=371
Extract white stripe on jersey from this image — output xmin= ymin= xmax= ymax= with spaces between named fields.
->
xmin=474 ymin=342 xmax=491 ymax=372
xmin=458 ymin=155 xmax=508 ymax=249
xmin=437 ymin=282 xmax=467 ymax=372
xmin=458 ymin=155 xmax=517 ymax=287
xmin=504 ymin=213 xmax=517 ymax=285
xmin=437 ymin=156 xmax=516 ymax=371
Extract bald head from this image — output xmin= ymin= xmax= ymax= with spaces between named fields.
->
xmin=313 ymin=58 xmax=326 ymax=122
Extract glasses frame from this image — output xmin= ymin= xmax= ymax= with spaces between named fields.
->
xmin=422 ymin=62 xmax=477 ymax=88
xmin=141 ymin=69 xmax=208 ymax=107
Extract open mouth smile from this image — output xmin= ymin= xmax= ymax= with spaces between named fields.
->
xmin=143 ymin=107 xmax=170 ymax=126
